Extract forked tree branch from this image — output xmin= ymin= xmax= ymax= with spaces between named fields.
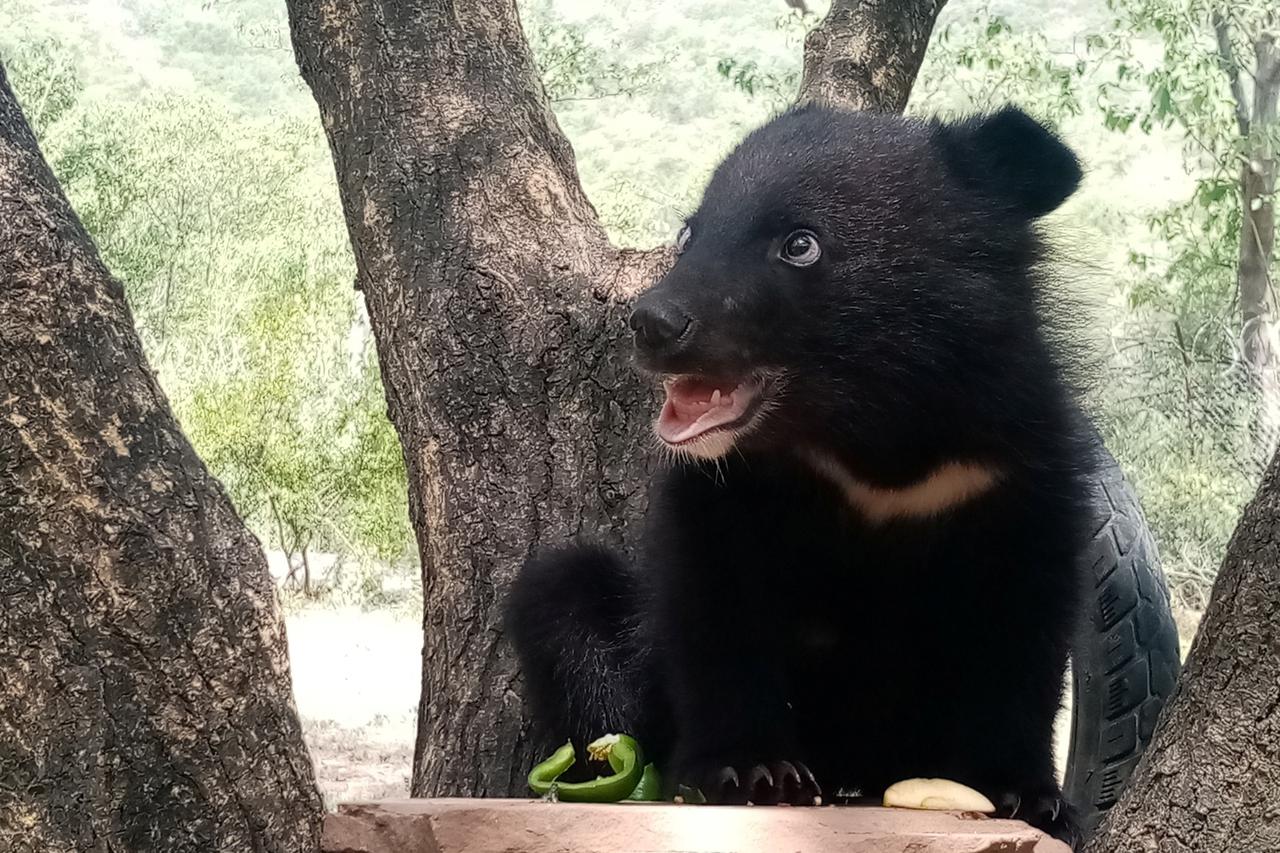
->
xmin=285 ymin=0 xmax=948 ymax=797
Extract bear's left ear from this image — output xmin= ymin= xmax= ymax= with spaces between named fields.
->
xmin=934 ymin=106 xmax=1082 ymax=218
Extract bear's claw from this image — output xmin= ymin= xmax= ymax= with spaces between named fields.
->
xmin=699 ymin=759 xmax=821 ymax=805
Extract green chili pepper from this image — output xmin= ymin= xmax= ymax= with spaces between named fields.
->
xmin=527 ymin=741 xmax=577 ymax=796
xmin=626 ymin=762 xmax=662 ymax=801
xmin=528 ymin=734 xmax=645 ymax=802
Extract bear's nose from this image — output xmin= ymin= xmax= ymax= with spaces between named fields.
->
xmin=629 ymin=299 xmax=691 ymax=353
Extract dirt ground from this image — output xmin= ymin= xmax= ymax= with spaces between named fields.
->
xmin=286 ymin=606 xmax=419 ymax=808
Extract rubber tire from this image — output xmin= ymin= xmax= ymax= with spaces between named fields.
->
xmin=1064 ymin=437 xmax=1183 ymax=841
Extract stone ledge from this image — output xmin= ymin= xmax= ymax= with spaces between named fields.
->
xmin=322 ymin=799 xmax=1071 ymax=853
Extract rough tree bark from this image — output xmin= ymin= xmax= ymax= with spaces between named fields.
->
xmin=285 ymin=0 xmax=947 ymax=797
xmin=799 ymin=0 xmax=947 ymax=111
xmin=0 ymin=66 xmax=324 ymax=852
xmin=1084 ymin=450 xmax=1280 ymax=852
xmin=1216 ymin=17 xmax=1279 ymax=438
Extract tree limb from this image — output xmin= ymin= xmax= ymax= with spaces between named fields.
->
xmin=799 ymin=0 xmax=948 ymax=111
xmin=1213 ymin=11 xmax=1252 ymax=138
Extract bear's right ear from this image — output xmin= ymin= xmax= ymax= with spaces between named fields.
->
xmin=933 ymin=106 xmax=1082 ymax=219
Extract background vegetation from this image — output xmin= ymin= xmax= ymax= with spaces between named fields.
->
xmin=1 ymin=0 xmax=1274 ymax=616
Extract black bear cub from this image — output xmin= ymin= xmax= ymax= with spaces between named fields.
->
xmin=507 ymin=104 xmax=1093 ymax=845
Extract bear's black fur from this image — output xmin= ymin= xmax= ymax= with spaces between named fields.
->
xmin=506 ymin=104 xmax=1093 ymax=846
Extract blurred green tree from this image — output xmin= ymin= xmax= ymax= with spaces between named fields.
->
xmin=1089 ymin=2 xmax=1277 ymax=605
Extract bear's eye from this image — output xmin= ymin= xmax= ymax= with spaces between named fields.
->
xmin=780 ymin=230 xmax=821 ymax=267
xmin=675 ymin=225 xmax=692 ymax=254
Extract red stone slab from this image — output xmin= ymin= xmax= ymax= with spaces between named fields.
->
xmin=322 ymin=799 xmax=1071 ymax=853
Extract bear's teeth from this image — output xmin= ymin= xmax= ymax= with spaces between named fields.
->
xmin=710 ymin=389 xmax=721 ymax=406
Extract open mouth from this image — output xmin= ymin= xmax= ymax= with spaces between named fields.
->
xmin=656 ymin=373 xmax=766 ymax=447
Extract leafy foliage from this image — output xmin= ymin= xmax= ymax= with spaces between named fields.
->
xmin=713 ymin=11 xmax=808 ymax=107
xmin=913 ymin=8 xmax=1088 ymax=122
xmin=1085 ymin=1 xmax=1278 ymax=606
xmin=525 ymin=0 xmax=668 ymax=103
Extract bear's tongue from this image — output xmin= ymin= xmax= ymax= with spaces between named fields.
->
xmin=657 ymin=376 xmax=754 ymax=444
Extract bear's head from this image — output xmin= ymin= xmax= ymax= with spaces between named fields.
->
xmin=628 ymin=104 xmax=1083 ymax=486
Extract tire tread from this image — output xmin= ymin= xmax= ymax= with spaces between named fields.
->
xmin=1064 ymin=442 xmax=1182 ymax=840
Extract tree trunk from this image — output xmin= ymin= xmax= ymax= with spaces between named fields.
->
xmin=1217 ymin=17 xmax=1280 ymax=444
xmin=1083 ymin=448 xmax=1280 ymax=852
xmin=1239 ymin=33 xmax=1279 ymax=442
xmin=285 ymin=0 xmax=947 ymax=797
xmin=799 ymin=0 xmax=947 ymax=111
xmin=0 ymin=65 xmax=324 ymax=853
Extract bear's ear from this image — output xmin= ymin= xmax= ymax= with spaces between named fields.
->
xmin=934 ymin=106 xmax=1082 ymax=218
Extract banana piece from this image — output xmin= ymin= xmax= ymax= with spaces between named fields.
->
xmin=883 ymin=778 xmax=996 ymax=813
